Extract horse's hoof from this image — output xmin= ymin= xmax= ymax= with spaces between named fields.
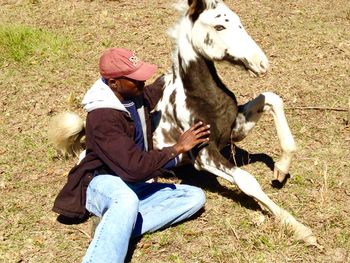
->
xmin=302 ymin=234 xmax=324 ymax=250
xmin=274 ymin=167 xmax=288 ymax=183
xmin=294 ymin=227 xmax=320 ymax=248
xmin=303 ymin=234 xmax=319 ymax=247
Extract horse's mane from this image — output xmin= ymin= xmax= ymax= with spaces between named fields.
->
xmin=172 ymin=0 xmax=188 ymax=13
xmin=167 ymin=1 xmax=187 ymax=46
xmin=168 ymin=0 xmax=221 ymax=40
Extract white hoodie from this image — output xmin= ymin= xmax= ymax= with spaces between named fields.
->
xmin=82 ymin=78 xmax=127 ymax=114
xmin=81 ymin=78 xmax=149 ymax=151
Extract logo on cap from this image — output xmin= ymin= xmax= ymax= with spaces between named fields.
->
xmin=129 ymin=54 xmax=140 ymax=66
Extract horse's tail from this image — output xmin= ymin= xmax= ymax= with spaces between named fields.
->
xmin=48 ymin=112 xmax=85 ymax=157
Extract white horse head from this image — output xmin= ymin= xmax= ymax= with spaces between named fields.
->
xmin=177 ymin=0 xmax=269 ymax=76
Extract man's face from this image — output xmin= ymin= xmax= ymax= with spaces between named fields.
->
xmin=110 ymin=77 xmax=145 ymax=100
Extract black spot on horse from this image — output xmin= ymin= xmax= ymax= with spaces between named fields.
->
xmin=204 ymin=33 xmax=213 ymax=47
xmin=169 ymin=90 xmax=176 ymax=105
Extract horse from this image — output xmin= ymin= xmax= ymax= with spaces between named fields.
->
xmin=49 ymin=0 xmax=317 ymax=246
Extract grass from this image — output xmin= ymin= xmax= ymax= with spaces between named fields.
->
xmin=0 ymin=0 xmax=349 ymax=262
xmin=0 ymin=24 xmax=70 ymax=66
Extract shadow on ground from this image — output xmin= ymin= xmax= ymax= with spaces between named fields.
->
xmin=126 ymin=145 xmax=291 ymax=261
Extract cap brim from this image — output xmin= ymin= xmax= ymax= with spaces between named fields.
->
xmin=124 ymin=62 xmax=157 ymax=81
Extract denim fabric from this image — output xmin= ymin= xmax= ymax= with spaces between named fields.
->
xmin=82 ymin=174 xmax=205 ymax=263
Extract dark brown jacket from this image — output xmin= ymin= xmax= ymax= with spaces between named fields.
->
xmin=52 ymin=76 xmax=177 ymax=218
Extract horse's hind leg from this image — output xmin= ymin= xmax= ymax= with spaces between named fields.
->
xmin=231 ymin=167 xmax=317 ymax=246
xmin=231 ymin=92 xmax=297 ymax=182
xmin=194 ymin=148 xmax=317 ymax=246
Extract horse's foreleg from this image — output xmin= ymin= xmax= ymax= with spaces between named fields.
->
xmin=262 ymin=92 xmax=297 ymax=182
xmin=231 ymin=92 xmax=296 ymax=182
xmin=195 ymin=148 xmax=317 ymax=246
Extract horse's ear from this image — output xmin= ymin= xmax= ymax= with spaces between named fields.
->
xmin=187 ymin=0 xmax=206 ymax=22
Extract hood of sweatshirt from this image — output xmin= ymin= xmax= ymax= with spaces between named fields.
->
xmin=82 ymin=78 xmax=129 ymax=114
xmin=82 ymin=78 xmax=149 ymax=150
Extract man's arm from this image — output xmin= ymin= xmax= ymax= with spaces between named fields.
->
xmin=89 ymin=109 xmax=177 ymax=182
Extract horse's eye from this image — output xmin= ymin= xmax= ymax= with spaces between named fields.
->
xmin=214 ymin=25 xmax=226 ymax=31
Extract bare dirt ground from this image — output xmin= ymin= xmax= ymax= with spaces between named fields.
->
xmin=0 ymin=0 xmax=349 ymax=262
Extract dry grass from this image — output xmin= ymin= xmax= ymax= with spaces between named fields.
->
xmin=0 ymin=0 xmax=349 ymax=262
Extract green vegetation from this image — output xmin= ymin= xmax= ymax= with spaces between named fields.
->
xmin=0 ymin=24 xmax=70 ymax=65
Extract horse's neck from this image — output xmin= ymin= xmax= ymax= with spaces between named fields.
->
xmin=177 ymin=54 xmax=237 ymax=106
xmin=174 ymin=54 xmax=239 ymax=147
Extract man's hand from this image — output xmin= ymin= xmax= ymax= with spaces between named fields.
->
xmin=173 ymin=122 xmax=210 ymax=154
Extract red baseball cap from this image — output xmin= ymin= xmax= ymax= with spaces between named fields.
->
xmin=99 ymin=48 xmax=157 ymax=81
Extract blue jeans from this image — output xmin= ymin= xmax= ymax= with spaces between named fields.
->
xmin=82 ymin=174 xmax=205 ymax=263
